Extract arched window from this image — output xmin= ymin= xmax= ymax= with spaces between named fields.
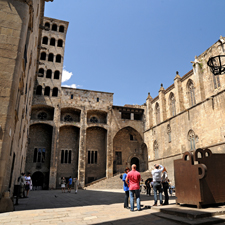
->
xmin=36 ymin=85 xmax=42 ymax=95
xmin=169 ymin=92 xmax=176 ymax=117
xmin=57 ymin=39 xmax=63 ymax=47
xmin=153 ymin=140 xmax=159 ymax=159
xmin=59 ymin=25 xmax=64 ymax=33
xmin=46 ymin=69 xmax=52 ymax=79
xmin=52 ymin=24 xmax=57 ymax=31
xmin=187 ymin=79 xmax=196 ymax=107
xmin=155 ymin=102 xmax=160 ymax=124
xmin=56 ymin=54 xmax=61 ymax=63
xmin=40 ymin=52 xmax=46 ymax=60
xmin=213 ymin=75 xmax=220 ymax=89
xmin=188 ymin=130 xmax=196 ymax=150
xmin=50 ymin=38 xmax=55 ymax=46
xmin=48 ymin=53 xmax=54 ymax=62
xmin=44 ymin=86 xmax=50 ymax=96
xmin=42 ymin=36 xmax=48 ymax=45
xmin=38 ymin=112 xmax=47 ymax=120
xmin=54 ymin=70 xmax=60 ymax=79
xmin=52 ymin=87 xmax=58 ymax=97
xmin=167 ymin=124 xmax=171 ymax=143
xmin=64 ymin=115 xmax=73 ymax=122
xmin=45 ymin=22 xmax=50 ymax=29
xmin=38 ymin=68 xmax=44 ymax=77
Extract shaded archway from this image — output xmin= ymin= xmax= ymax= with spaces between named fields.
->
xmin=32 ymin=171 xmax=44 ymax=190
xmin=113 ymin=126 xmax=147 ymax=174
xmin=131 ymin=157 xmax=139 ymax=171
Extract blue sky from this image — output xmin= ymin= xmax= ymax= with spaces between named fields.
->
xmin=45 ymin=0 xmax=225 ymax=106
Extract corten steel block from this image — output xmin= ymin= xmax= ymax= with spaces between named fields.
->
xmin=174 ymin=148 xmax=225 ymax=208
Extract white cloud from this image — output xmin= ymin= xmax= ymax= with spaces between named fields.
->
xmin=62 ymin=69 xmax=73 ymax=83
xmin=61 ymin=84 xmax=80 ymax=89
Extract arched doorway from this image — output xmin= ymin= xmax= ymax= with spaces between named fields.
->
xmin=131 ymin=157 xmax=139 ymax=171
xmin=32 ymin=171 xmax=44 ymax=190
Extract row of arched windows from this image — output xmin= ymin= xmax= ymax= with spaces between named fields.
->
xmin=153 ymin=129 xmax=198 ymax=159
xmin=155 ymin=79 xmax=196 ymax=124
xmin=40 ymin=52 xmax=62 ymax=63
xmin=38 ymin=68 xmax=60 ymax=80
xmin=45 ymin=22 xmax=65 ymax=33
xmin=36 ymin=85 xmax=58 ymax=97
xmin=42 ymin=37 xmax=63 ymax=47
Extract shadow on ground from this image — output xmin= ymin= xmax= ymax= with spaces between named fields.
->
xmin=14 ymin=189 xmax=177 ymax=211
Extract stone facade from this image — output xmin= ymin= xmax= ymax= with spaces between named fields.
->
xmin=145 ymin=37 xmax=225 ymax=184
xmin=0 ymin=0 xmax=53 ymax=212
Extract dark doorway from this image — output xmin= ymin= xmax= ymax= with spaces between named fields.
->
xmin=32 ymin=171 xmax=44 ymax=190
xmin=131 ymin=157 xmax=139 ymax=171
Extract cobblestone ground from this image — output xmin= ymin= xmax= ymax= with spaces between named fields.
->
xmin=0 ymin=189 xmax=179 ymax=225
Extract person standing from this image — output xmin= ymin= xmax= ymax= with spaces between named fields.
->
xmin=162 ymin=167 xmax=169 ymax=205
xmin=74 ymin=178 xmax=79 ymax=194
xmin=145 ymin=178 xmax=152 ymax=196
xmin=122 ymin=167 xmax=130 ymax=209
xmin=25 ymin=173 xmax=32 ymax=197
xmin=68 ymin=176 xmax=72 ymax=193
xmin=151 ymin=164 xmax=164 ymax=206
xmin=61 ymin=177 xmax=66 ymax=193
xmin=126 ymin=164 xmax=141 ymax=211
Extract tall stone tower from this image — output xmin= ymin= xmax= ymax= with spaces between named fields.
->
xmin=26 ymin=17 xmax=69 ymax=189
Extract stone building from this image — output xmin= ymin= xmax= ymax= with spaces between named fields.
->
xmin=145 ymin=36 xmax=225 ymax=183
xmin=0 ymin=0 xmax=53 ymax=212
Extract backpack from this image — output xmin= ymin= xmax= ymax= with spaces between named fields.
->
xmin=120 ymin=174 xmax=123 ymax=179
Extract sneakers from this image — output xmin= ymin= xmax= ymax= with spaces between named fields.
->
xmin=152 ymin=204 xmax=157 ymax=206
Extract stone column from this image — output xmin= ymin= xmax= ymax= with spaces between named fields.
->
xmin=130 ymin=113 xmax=134 ymax=120
xmin=106 ymin=109 xmax=113 ymax=178
xmin=145 ymin=92 xmax=153 ymax=130
xmin=49 ymin=106 xmax=60 ymax=189
xmin=78 ymin=108 xmax=87 ymax=188
xmin=159 ymin=84 xmax=166 ymax=122
xmin=174 ymin=71 xmax=184 ymax=114
xmin=191 ymin=56 xmax=205 ymax=102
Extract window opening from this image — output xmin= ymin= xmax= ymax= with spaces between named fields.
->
xmin=61 ymin=150 xmax=64 ymax=164
xmin=170 ymin=93 xmax=176 ymax=116
xmin=88 ymin=151 xmax=97 ymax=164
xmin=38 ymin=112 xmax=47 ymax=120
xmin=156 ymin=103 xmax=160 ymax=124
xmin=130 ymin=135 xmax=134 ymax=141
xmin=64 ymin=115 xmax=73 ymax=122
xmin=121 ymin=112 xmax=130 ymax=120
xmin=71 ymin=94 xmax=73 ymax=99
xmin=42 ymin=36 xmax=48 ymax=45
xmin=54 ymin=71 xmax=60 ymax=79
xmin=52 ymin=87 xmax=58 ymax=97
xmin=97 ymin=97 xmax=99 ymax=102
xmin=37 ymin=148 xmax=42 ymax=162
xmin=90 ymin=117 xmax=98 ymax=123
xmin=38 ymin=68 xmax=44 ymax=77
xmin=59 ymin=25 xmax=64 ymax=33
xmin=68 ymin=151 xmax=72 ymax=163
xmin=213 ymin=75 xmax=221 ymax=89
xmin=167 ymin=124 xmax=171 ymax=143
xmin=36 ymin=85 xmax=42 ymax=95
xmin=44 ymin=86 xmax=50 ymax=96
xmin=48 ymin=53 xmax=54 ymax=62
xmin=40 ymin=52 xmax=46 ymax=60
xmin=33 ymin=148 xmax=37 ymax=162
xmin=52 ymin=24 xmax=57 ymax=31
xmin=56 ymin=54 xmax=61 ymax=63
xmin=65 ymin=150 xmax=68 ymax=163
xmin=188 ymin=130 xmax=196 ymax=150
xmin=50 ymin=38 xmax=55 ymax=46
xmin=57 ymin=39 xmax=63 ymax=47
xmin=134 ymin=113 xmax=142 ymax=120
xmin=188 ymin=80 xmax=196 ymax=107
xmin=45 ymin=22 xmax=50 ymax=29
xmin=46 ymin=69 xmax=52 ymax=79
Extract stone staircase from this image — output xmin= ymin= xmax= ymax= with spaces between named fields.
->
xmin=85 ymin=170 xmax=152 ymax=190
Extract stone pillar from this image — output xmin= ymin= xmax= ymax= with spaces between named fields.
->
xmin=145 ymin=92 xmax=153 ymax=130
xmin=174 ymin=71 xmax=184 ymax=114
xmin=78 ymin=108 xmax=87 ymax=188
xmin=191 ymin=56 xmax=205 ymax=102
xmin=49 ymin=106 xmax=60 ymax=189
xmin=106 ymin=109 xmax=113 ymax=178
xmin=159 ymin=84 xmax=166 ymax=122
xmin=130 ymin=113 xmax=134 ymax=120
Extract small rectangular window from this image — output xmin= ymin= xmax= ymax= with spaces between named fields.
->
xmin=88 ymin=150 xmax=97 ymax=164
xmin=37 ymin=148 xmax=42 ymax=162
xmin=97 ymin=97 xmax=99 ymax=102
xmin=95 ymin=151 xmax=97 ymax=164
xmin=121 ymin=112 xmax=130 ymax=120
xmin=33 ymin=148 xmax=37 ymax=162
xmin=88 ymin=151 xmax=90 ymax=164
xmin=115 ymin=152 xmax=122 ymax=165
xmin=91 ymin=151 xmax=94 ymax=164
xmin=42 ymin=148 xmax=45 ymax=162
xmin=65 ymin=150 xmax=68 ymax=163
xmin=71 ymin=94 xmax=73 ymax=99
xmin=68 ymin=150 xmax=72 ymax=163
xmin=61 ymin=150 xmax=64 ymax=164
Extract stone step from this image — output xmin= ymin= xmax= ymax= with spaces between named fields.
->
xmin=154 ymin=212 xmax=225 ymax=225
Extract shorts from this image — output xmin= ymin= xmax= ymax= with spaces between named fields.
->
xmin=61 ymin=184 xmax=65 ymax=188
xmin=25 ymin=184 xmax=30 ymax=191
xmin=68 ymin=184 xmax=72 ymax=188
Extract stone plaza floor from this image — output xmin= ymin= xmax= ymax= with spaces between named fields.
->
xmin=0 ymin=189 xmax=225 ymax=225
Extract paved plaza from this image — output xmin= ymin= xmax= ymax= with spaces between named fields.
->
xmin=0 ymin=189 xmax=225 ymax=225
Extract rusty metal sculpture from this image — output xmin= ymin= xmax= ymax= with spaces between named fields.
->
xmin=174 ymin=148 xmax=225 ymax=208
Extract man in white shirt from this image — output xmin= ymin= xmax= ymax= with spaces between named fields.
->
xmin=151 ymin=164 xmax=164 ymax=206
